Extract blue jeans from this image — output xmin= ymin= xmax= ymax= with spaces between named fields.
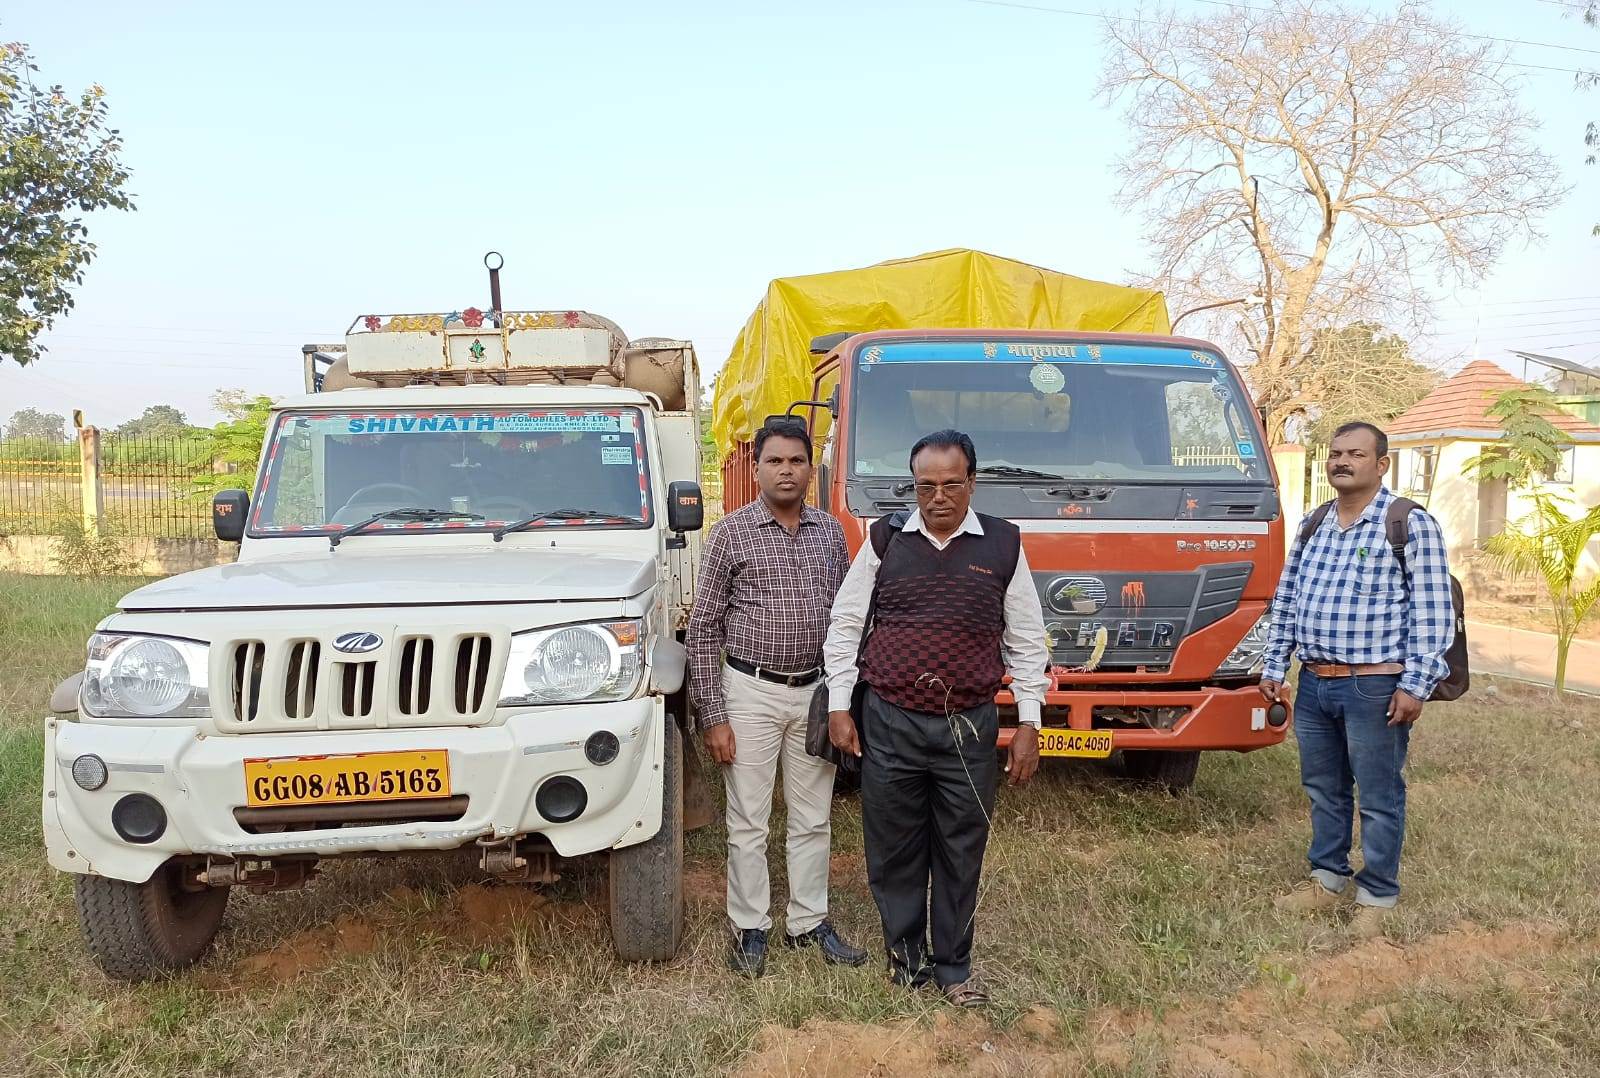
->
xmin=1293 ymin=670 xmax=1410 ymax=906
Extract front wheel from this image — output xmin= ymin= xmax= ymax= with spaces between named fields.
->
xmin=74 ymin=858 xmax=229 ymax=981
xmin=608 ymin=716 xmax=685 ymax=962
xmin=1123 ymin=749 xmax=1201 ymax=794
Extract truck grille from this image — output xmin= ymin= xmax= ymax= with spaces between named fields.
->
xmin=215 ymin=631 xmax=499 ymax=732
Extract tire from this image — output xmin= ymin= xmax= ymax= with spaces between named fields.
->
xmin=1124 ymin=749 xmax=1201 ymax=794
xmin=608 ymin=715 xmax=685 ymax=962
xmin=74 ymin=858 xmax=229 ymax=981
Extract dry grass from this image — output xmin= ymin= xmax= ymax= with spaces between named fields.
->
xmin=2 ymin=572 xmax=1598 ymax=1077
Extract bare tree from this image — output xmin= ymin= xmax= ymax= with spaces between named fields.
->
xmin=1579 ymin=0 xmax=1597 ymax=233
xmin=1100 ymin=1 xmax=1564 ymax=443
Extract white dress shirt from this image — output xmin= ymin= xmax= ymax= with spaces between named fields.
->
xmin=823 ymin=508 xmax=1051 ymax=727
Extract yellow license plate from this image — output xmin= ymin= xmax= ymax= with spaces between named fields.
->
xmin=243 ymin=750 xmax=450 ymax=808
xmin=1037 ymin=729 xmax=1114 ymax=758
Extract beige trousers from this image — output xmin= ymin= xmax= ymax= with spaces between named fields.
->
xmin=721 ymin=665 xmax=837 ymax=934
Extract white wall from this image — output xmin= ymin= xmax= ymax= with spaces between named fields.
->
xmin=1397 ymin=438 xmax=1599 ymax=580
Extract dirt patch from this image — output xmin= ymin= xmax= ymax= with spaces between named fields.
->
xmin=829 ymin=852 xmax=866 ymax=879
xmin=1087 ymin=921 xmax=1569 ymax=1078
xmin=453 ymin=882 xmax=552 ymax=937
xmin=233 ymin=913 xmax=380 ymax=985
xmin=733 ymin=922 xmax=1579 ymax=1078
xmin=683 ymin=864 xmax=725 ymax=909
xmin=225 ymin=881 xmax=566 ymax=986
xmin=735 ymin=1010 xmax=1082 ymax=1078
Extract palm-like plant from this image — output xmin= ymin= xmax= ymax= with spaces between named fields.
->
xmin=1483 ymin=494 xmax=1600 ymax=695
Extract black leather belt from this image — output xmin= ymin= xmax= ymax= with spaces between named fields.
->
xmin=726 ymin=655 xmax=822 ymax=687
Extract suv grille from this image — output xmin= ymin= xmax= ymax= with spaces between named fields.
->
xmin=215 ymin=632 xmax=498 ymax=731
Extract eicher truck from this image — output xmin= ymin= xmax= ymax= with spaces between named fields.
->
xmin=714 ymin=250 xmax=1291 ymax=791
xmin=44 ymin=256 xmax=706 ymax=979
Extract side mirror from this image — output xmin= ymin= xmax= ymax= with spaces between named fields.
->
xmin=212 ymin=490 xmax=250 ymax=542
xmin=666 ymin=481 xmax=704 ymax=536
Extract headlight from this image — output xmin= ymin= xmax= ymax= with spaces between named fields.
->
xmin=497 ymin=619 xmax=644 ymax=706
xmin=80 ymin=633 xmax=210 ymax=719
xmin=1218 ymin=613 xmax=1272 ymax=677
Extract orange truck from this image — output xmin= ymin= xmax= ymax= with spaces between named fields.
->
xmin=711 ymin=251 xmax=1289 ymax=790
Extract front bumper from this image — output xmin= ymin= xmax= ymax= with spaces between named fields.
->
xmin=996 ymin=684 xmax=1290 ymax=752
xmin=43 ymin=697 xmax=665 ymax=884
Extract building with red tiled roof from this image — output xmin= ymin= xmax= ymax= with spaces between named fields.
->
xmin=1387 ymin=360 xmax=1600 ymax=441
xmin=1382 ymin=360 xmax=1600 ymax=567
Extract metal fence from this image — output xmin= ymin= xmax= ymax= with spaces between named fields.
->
xmin=100 ymin=433 xmax=217 ymax=538
xmin=0 ymin=438 xmax=81 ymax=534
xmin=1173 ymin=445 xmax=1245 ymax=469
xmin=0 ymin=433 xmax=220 ymax=540
xmin=1309 ymin=446 xmax=1333 ymax=506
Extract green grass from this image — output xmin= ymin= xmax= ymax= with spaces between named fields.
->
xmin=2 ymin=572 xmax=1598 ymax=1076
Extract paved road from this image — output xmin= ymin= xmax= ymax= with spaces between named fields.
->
xmin=1467 ymin=621 xmax=1600 ymax=696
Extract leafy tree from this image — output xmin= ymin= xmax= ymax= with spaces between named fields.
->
xmin=1302 ymin=324 xmax=1438 ymax=444
xmin=191 ymin=391 xmax=275 ymax=494
xmin=1 ymin=38 xmax=133 ymax=367
xmin=4 ymin=405 xmax=67 ymax=441
xmin=1485 ymin=496 xmax=1600 ymax=695
xmin=1462 ymin=387 xmax=1570 ymax=488
xmin=112 ymin=404 xmax=191 ymax=439
xmin=1100 ymin=1 xmax=1563 ymax=443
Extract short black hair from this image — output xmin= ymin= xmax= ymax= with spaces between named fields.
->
xmin=909 ymin=429 xmax=978 ymax=476
xmin=1332 ymin=421 xmax=1389 ymax=458
xmin=754 ymin=417 xmax=812 ymax=462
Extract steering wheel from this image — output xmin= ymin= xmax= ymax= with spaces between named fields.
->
xmin=340 ymin=483 xmax=430 ymax=507
xmin=473 ymin=496 xmax=537 ymax=521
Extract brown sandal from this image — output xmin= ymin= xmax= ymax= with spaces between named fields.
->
xmin=941 ymin=980 xmax=991 ymax=1008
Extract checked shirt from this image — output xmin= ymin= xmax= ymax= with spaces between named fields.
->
xmin=1263 ymin=487 xmax=1454 ymax=701
xmin=685 ymin=498 xmax=850 ymax=730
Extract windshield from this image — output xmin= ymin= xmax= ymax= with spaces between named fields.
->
xmin=849 ymin=340 xmax=1266 ymax=483
xmin=249 ymin=407 xmax=652 ymax=536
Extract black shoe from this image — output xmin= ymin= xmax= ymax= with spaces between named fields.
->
xmin=729 ymin=929 xmax=767 ymax=977
xmin=784 ymin=919 xmax=869 ymax=967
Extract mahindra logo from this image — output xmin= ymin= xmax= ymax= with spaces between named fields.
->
xmin=332 ymin=631 xmax=383 ymax=654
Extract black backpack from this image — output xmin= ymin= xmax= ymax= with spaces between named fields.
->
xmin=1297 ymin=497 xmax=1470 ymax=702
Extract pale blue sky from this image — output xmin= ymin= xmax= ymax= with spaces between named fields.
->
xmin=2 ymin=0 xmax=1597 ymax=428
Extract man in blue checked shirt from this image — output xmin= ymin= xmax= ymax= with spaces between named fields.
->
xmin=1260 ymin=421 xmax=1454 ymax=939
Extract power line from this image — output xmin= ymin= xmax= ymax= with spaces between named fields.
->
xmin=1431 ymin=316 xmax=1600 ymax=333
xmin=1438 ymin=293 xmax=1600 ymax=308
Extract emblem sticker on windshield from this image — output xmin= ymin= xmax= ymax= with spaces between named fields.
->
xmin=601 ymin=446 xmax=634 ymax=465
xmin=1029 ymin=363 xmax=1066 ymax=394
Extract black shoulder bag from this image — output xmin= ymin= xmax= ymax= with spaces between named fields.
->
xmin=805 ymin=514 xmax=905 ymax=773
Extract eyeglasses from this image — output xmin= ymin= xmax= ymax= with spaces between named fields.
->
xmin=913 ymin=480 xmax=971 ymax=498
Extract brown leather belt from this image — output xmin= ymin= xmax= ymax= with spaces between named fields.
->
xmin=1305 ymin=662 xmax=1405 ymax=678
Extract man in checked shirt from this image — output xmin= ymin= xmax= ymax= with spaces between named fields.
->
xmin=1260 ymin=421 xmax=1455 ymax=939
xmin=686 ymin=417 xmax=868 ymax=977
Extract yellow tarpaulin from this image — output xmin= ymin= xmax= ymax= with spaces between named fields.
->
xmin=710 ymin=248 xmax=1171 ymax=455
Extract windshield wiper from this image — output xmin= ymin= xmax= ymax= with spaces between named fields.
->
xmin=975 ymin=464 xmax=1065 ymax=480
xmin=329 ymin=507 xmax=483 ymax=550
xmin=492 ymin=508 xmax=636 ymax=543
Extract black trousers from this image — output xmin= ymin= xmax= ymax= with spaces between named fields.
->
xmin=859 ymin=686 xmax=998 ymax=988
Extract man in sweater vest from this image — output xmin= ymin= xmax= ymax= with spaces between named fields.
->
xmin=823 ymin=430 xmax=1051 ymax=1007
